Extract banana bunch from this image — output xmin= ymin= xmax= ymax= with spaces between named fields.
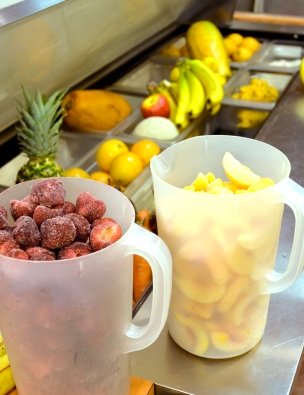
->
xmin=173 ymin=58 xmax=225 ymax=128
xmin=147 ymin=57 xmax=224 ymax=130
xmin=0 ymin=334 xmax=16 ymax=395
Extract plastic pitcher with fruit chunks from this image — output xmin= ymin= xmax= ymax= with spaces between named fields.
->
xmin=0 ymin=178 xmax=172 ymax=395
xmin=151 ymin=135 xmax=304 ymax=359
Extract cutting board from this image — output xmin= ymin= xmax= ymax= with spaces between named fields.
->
xmin=9 ymin=377 xmax=154 ymax=395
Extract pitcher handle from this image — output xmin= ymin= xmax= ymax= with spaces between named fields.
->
xmin=120 ymin=222 xmax=172 ymax=353
xmin=263 ymin=178 xmax=304 ymax=294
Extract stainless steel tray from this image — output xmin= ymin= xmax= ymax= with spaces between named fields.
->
xmin=249 ymin=42 xmax=302 ymax=73
xmin=112 ymin=57 xmax=175 ymax=96
xmin=222 ymin=69 xmax=293 ymax=110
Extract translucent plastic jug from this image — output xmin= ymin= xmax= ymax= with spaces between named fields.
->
xmin=0 ymin=178 xmax=172 ymax=394
xmin=150 ymin=135 xmax=304 ymax=359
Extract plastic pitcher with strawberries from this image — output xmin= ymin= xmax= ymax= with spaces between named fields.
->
xmin=0 ymin=177 xmax=172 ymax=394
xmin=151 ymin=135 xmax=304 ymax=359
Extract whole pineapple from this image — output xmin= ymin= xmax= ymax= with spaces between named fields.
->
xmin=16 ymin=87 xmax=66 ymax=183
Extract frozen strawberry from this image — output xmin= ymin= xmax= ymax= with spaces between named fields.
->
xmin=13 ymin=216 xmax=41 ymax=246
xmin=0 ymin=229 xmax=14 ymax=243
xmin=75 ymin=192 xmax=106 ymax=223
xmin=62 ymin=201 xmax=76 ymax=215
xmin=31 ymin=178 xmax=66 ymax=208
xmin=89 ymin=217 xmax=122 ymax=251
xmin=10 ymin=195 xmax=38 ymax=220
xmin=0 ymin=205 xmax=7 ymax=218
xmin=0 ymin=213 xmax=9 ymax=229
xmin=64 ymin=213 xmax=90 ymax=242
xmin=25 ymin=246 xmax=56 ymax=261
xmin=58 ymin=242 xmax=92 ymax=259
xmin=6 ymin=248 xmax=29 ymax=260
xmin=0 ymin=239 xmax=19 ymax=256
xmin=33 ymin=205 xmax=63 ymax=226
xmin=40 ymin=216 xmax=76 ymax=249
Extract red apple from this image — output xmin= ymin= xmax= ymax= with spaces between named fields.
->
xmin=141 ymin=93 xmax=170 ymax=118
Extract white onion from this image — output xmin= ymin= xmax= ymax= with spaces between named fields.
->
xmin=133 ymin=117 xmax=179 ymax=140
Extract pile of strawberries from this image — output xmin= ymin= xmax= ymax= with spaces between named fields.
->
xmin=0 ymin=178 xmax=123 ymax=260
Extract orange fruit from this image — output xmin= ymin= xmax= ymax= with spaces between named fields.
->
xmin=241 ymin=37 xmax=260 ymax=53
xmin=96 ymin=139 xmax=129 ymax=172
xmin=110 ymin=152 xmax=144 ymax=186
xmin=223 ymin=38 xmax=238 ymax=57
xmin=232 ymin=46 xmax=253 ymax=62
xmin=64 ymin=167 xmax=89 ymax=178
xmin=131 ymin=139 xmax=161 ymax=166
xmin=90 ymin=171 xmax=113 ymax=184
xmin=226 ymin=33 xmax=243 ymax=46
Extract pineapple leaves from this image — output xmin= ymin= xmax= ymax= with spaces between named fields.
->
xmin=16 ymin=86 xmax=67 ymax=158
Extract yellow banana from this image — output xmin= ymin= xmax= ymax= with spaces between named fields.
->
xmin=0 ymin=366 xmax=15 ymax=395
xmin=0 ymin=354 xmax=10 ymax=373
xmin=186 ymin=58 xmax=224 ymax=108
xmin=0 ymin=334 xmax=5 ymax=358
xmin=170 ymin=66 xmax=180 ymax=82
xmin=168 ymin=81 xmax=179 ymax=102
xmin=0 ymin=343 xmax=6 ymax=358
xmin=156 ymin=82 xmax=177 ymax=122
xmin=185 ymin=68 xmax=206 ymax=119
xmin=174 ymin=67 xmax=191 ymax=128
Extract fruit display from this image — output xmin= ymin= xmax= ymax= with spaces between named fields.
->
xmin=16 ymin=87 xmax=66 ymax=183
xmin=62 ymin=89 xmax=132 ymax=132
xmin=0 ymin=178 xmax=123 ymax=260
xmin=94 ymin=138 xmax=161 ymax=187
xmin=231 ymin=77 xmax=279 ymax=102
xmin=164 ymin=154 xmax=279 ymax=357
xmin=186 ymin=20 xmax=231 ymax=79
xmin=142 ymin=57 xmax=224 ymax=131
xmin=236 ymin=109 xmax=269 ymax=129
xmin=224 ymin=33 xmax=261 ymax=63
xmin=0 ymin=334 xmax=15 ymax=395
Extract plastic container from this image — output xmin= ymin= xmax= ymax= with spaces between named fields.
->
xmin=150 ymin=135 xmax=304 ymax=359
xmin=0 ymin=177 xmax=172 ymax=395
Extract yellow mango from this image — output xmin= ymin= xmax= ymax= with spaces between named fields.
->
xmin=62 ymin=90 xmax=132 ymax=132
xmin=186 ymin=20 xmax=231 ymax=78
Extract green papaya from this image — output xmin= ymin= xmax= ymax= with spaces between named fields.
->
xmin=186 ymin=20 xmax=231 ymax=78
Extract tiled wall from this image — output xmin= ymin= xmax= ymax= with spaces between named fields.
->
xmin=0 ymin=0 xmax=192 ymax=133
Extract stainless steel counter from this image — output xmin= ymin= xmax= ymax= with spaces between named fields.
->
xmin=131 ymin=74 xmax=304 ymax=394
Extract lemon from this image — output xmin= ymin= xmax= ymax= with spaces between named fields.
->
xmin=131 ymin=139 xmax=161 ymax=166
xmin=96 ymin=139 xmax=128 ymax=172
xmin=222 ymin=152 xmax=261 ymax=188
xmin=223 ymin=38 xmax=238 ymax=57
xmin=110 ymin=152 xmax=143 ymax=186
xmin=232 ymin=46 xmax=253 ymax=62
xmin=241 ymin=37 xmax=260 ymax=53
xmin=226 ymin=33 xmax=243 ymax=46
xmin=64 ymin=167 xmax=89 ymax=178
xmin=90 ymin=171 xmax=112 ymax=184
